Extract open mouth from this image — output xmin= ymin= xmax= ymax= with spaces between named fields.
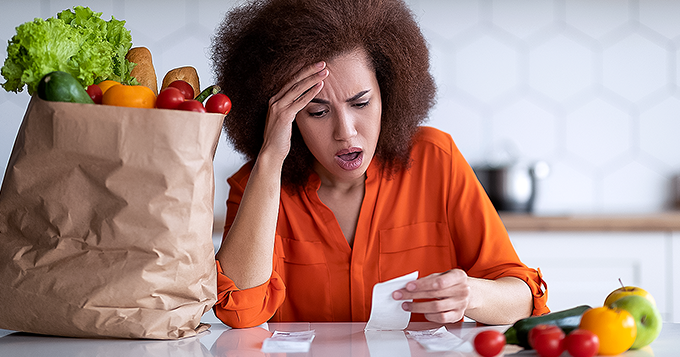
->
xmin=338 ymin=151 xmax=361 ymax=162
xmin=335 ymin=148 xmax=363 ymax=171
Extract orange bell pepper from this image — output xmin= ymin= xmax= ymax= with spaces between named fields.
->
xmin=102 ymin=84 xmax=156 ymax=109
xmin=97 ymin=80 xmax=121 ymax=94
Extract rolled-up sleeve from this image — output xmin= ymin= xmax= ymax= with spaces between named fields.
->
xmin=213 ymin=260 xmax=286 ymax=328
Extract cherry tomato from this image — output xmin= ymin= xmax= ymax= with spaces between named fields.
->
xmin=156 ymin=87 xmax=186 ymax=110
xmin=85 ymin=84 xmax=102 ymax=104
xmin=473 ymin=330 xmax=505 ymax=357
xmin=529 ymin=324 xmax=565 ymax=357
xmin=565 ymin=329 xmax=599 ymax=357
xmin=579 ymin=306 xmax=636 ymax=356
xmin=177 ymin=99 xmax=207 ymax=113
xmin=205 ymin=93 xmax=232 ymax=115
xmin=168 ymin=80 xmax=194 ymax=100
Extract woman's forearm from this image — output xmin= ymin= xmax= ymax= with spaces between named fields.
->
xmin=215 ymin=62 xmax=328 ymax=290
xmin=465 ymin=276 xmax=533 ymax=325
xmin=215 ymin=153 xmax=282 ymax=290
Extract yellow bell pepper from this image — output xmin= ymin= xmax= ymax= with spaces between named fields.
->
xmin=102 ymin=84 xmax=156 ymax=109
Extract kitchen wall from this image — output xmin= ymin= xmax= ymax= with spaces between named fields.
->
xmin=2 ymin=0 xmax=680 ymax=222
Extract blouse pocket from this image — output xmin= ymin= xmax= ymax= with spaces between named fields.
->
xmin=378 ymin=222 xmax=453 ymax=281
xmin=279 ymin=237 xmax=332 ymax=320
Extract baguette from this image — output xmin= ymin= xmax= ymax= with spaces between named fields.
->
xmin=162 ymin=66 xmax=200 ymax=98
xmin=126 ymin=47 xmax=158 ymax=95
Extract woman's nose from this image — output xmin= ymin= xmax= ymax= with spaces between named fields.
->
xmin=333 ymin=111 xmax=357 ymax=141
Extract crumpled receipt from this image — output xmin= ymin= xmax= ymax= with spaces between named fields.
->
xmin=365 ymin=271 xmax=419 ymax=331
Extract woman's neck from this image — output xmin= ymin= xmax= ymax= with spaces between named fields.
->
xmin=313 ymin=161 xmax=367 ymax=194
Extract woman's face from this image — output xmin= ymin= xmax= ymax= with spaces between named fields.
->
xmin=295 ymin=49 xmax=382 ymax=186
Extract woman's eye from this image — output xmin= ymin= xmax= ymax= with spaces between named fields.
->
xmin=309 ymin=110 xmax=327 ymax=117
xmin=354 ymin=101 xmax=369 ymax=108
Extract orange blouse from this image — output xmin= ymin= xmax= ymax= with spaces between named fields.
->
xmin=214 ymin=127 xmax=549 ymax=328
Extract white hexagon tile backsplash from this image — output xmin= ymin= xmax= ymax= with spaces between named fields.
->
xmin=1 ymin=0 xmax=680 ymax=216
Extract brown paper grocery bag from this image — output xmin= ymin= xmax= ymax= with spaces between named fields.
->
xmin=0 ymin=96 xmax=221 ymax=339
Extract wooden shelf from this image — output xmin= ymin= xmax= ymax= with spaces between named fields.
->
xmin=500 ymin=211 xmax=680 ymax=232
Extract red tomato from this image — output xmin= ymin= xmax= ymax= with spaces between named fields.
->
xmin=565 ymin=329 xmax=599 ymax=357
xmin=529 ymin=325 xmax=565 ymax=357
xmin=86 ymin=84 xmax=102 ymax=104
xmin=177 ymin=99 xmax=207 ymax=113
xmin=168 ymin=80 xmax=195 ymax=100
xmin=473 ymin=330 xmax=505 ymax=357
xmin=205 ymin=93 xmax=232 ymax=115
xmin=156 ymin=87 xmax=186 ymax=110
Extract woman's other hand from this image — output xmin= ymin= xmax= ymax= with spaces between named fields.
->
xmin=260 ymin=61 xmax=329 ymax=163
xmin=392 ymin=269 xmax=471 ymax=324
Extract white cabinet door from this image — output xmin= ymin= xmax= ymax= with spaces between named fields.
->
xmin=508 ymin=232 xmax=671 ymax=322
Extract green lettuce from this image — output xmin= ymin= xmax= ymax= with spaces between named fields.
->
xmin=1 ymin=6 xmax=137 ymax=95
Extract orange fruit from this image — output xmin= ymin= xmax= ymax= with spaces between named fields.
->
xmin=579 ymin=306 xmax=637 ymax=355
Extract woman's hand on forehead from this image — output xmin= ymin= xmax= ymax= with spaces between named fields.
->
xmin=260 ymin=62 xmax=329 ymax=163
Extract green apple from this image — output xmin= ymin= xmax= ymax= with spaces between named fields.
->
xmin=609 ymin=295 xmax=662 ymax=349
xmin=604 ymin=286 xmax=656 ymax=307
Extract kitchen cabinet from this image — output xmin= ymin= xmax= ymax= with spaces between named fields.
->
xmin=501 ymin=213 xmax=679 ymax=323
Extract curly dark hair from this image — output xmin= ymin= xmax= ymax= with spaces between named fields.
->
xmin=210 ymin=0 xmax=436 ymax=188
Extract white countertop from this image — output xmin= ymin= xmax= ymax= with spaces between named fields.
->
xmin=1 ymin=321 xmax=677 ymax=356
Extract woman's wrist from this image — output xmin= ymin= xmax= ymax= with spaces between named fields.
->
xmin=253 ymin=150 xmax=285 ymax=178
xmin=464 ymin=276 xmax=482 ymax=314
xmin=464 ymin=276 xmax=533 ymax=325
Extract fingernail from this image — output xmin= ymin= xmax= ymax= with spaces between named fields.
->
xmin=316 ymin=61 xmax=325 ymax=69
xmin=393 ymin=291 xmax=402 ymax=300
xmin=402 ymin=302 xmax=411 ymax=311
xmin=406 ymin=283 xmax=416 ymax=291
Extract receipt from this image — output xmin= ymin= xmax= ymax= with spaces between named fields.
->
xmin=406 ymin=326 xmax=473 ymax=352
xmin=261 ymin=330 xmax=315 ymax=353
xmin=365 ymin=271 xmax=419 ymax=331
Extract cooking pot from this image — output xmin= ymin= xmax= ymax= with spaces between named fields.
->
xmin=473 ymin=161 xmax=549 ymax=213
xmin=674 ymin=174 xmax=680 ymax=209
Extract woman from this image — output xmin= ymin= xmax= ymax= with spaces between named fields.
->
xmin=211 ymin=0 xmax=549 ymax=328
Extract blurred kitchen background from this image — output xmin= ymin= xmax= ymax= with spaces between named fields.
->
xmin=2 ymin=0 xmax=680 ymax=217
xmin=1 ymin=1 xmax=679 ymax=322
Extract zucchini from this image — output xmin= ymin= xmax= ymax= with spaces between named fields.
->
xmin=194 ymin=84 xmax=221 ymax=103
xmin=37 ymin=71 xmax=94 ymax=104
xmin=504 ymin=305 xmax=591 ymax=349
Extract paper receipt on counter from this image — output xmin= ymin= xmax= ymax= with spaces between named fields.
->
xmin=261 ymin=330 xmax=316 ymax=353
xmin=365 ymin=271 xmax=419 ymax=331
xmin=407 ymin=326 xmax=473 ymax=352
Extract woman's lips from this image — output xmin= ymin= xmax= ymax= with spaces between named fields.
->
xmin=335 ymin=148 xmax=363 ymax=171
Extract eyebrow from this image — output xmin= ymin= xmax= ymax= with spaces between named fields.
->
xmin=310 ymin=89 xmax=371 ymax=104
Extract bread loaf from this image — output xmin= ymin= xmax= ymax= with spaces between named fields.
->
xmin=162 ymin=67 xmax=200 ymax=98
xmin=126 ymin=47 xmax=158 ymax=95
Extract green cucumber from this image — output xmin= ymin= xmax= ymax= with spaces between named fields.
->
xmin=504 ymin=304 xmax=591 ymax=349
xmin=37 ymin=71 xmax=94 ymax=104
